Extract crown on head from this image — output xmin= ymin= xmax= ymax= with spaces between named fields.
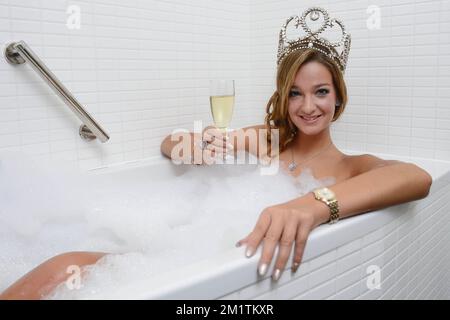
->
xmin=277 ymin=7 xmax=351 ymax=73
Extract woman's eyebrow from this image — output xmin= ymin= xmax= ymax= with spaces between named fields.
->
xmin=291 ymin=83 xmax=331 ymax=90
xmin=313 ymin=83 xmax=331 ymax=88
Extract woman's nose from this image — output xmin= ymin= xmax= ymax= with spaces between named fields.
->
xmin=301 ymin=95 xmax=316 ymax=113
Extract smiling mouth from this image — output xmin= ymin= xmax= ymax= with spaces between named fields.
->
xmin=300 ymin=115 xmax=322 ymax=121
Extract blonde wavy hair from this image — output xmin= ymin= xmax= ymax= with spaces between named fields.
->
xmin=264 ymin=48 xmax=348 ymax=155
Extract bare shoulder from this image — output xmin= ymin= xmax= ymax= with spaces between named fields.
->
xmin=342 ymin=153 xmax=404 ymax=177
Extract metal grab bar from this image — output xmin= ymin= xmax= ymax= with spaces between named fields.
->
xmin=4 ymin=41 xmax=109 ymax=143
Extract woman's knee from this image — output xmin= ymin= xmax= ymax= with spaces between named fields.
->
xmin=45 ymin=251 xmax=106 ymax=271
xmin=0 ymin=251 xmax=106 ymax=300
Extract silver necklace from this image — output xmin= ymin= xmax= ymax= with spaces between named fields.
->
xmin=288 ymin=142 xmax=333 ymax=172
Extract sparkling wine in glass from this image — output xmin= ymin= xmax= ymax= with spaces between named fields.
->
xmin=209 ymin=80 xmax=235 ymax=162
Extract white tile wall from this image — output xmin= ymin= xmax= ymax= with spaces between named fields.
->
xmin=249 ymin=0 xmax=450 ymax=160
xmin=0 ymin=0 xmax=254 ymax=170
xmin=1 ymin=0 xmax=449 ymax=170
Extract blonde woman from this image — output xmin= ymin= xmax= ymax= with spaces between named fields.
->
xmin=161 ymin=48 xmax=432 ymax=280
xmin=161 ymin=8 xmax=432 ymax=280
xmin=1 ymin=7 xmax=432 ymax=299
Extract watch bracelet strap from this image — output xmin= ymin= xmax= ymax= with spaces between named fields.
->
xmin=326 ymin=199 xmax=340 ymax=224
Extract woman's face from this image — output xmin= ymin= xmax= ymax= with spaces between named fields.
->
xmin=287 ymin=61 xmax=337 ymax=136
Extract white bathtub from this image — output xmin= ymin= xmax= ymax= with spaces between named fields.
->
xmin=82 ymin=151 xmax=450 ymax=300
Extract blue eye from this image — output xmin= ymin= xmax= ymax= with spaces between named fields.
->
xmin=289 ymin=90 xmax=301 ymax=97
xmin=317 ymin=89 xmax=329 ymax=96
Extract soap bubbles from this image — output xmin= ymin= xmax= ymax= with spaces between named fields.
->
xmin=0 ymin=152 xmax=334 ymax=299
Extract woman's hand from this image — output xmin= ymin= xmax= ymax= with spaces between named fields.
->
xmin=236 ymin=194 xmax=329 ymax=281
xmin=192 ymin=126 xmax=234 ymax=165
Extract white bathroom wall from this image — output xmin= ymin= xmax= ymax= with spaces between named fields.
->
xmin=250 ymin=0 xmax=450 ymax=160
xmin=0 ymin=0 xmax=253 ymax=170
xmin=1 ymin=0 xmax=449 ymax=170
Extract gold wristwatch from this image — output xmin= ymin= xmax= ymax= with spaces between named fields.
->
xmin=312 ymin=187 xmax=340 ymax=224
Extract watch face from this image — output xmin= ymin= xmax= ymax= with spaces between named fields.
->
xmin=317 ymin=188 xmax=335 ymax=200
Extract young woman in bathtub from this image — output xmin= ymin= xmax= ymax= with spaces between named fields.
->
xmin=0 ymin=8 xmax=432 ymax=299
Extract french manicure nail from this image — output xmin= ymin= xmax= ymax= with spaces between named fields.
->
xmin=258 ymin=263 xmax=268 ymax=276
xmin=272 ymin=269 xmax=282 ymax=281
xmin=245 ymin=247 xmax=254 ymax=258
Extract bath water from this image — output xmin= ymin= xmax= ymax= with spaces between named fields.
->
xmin=0 ymin=152 xmax=335 ymax=299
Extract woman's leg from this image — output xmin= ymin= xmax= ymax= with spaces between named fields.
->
xmin=0 ymin=251 xmax=106 ymax=300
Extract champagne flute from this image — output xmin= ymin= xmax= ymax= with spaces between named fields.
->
xmin=209 ymin=80 xmax=235 ymax=163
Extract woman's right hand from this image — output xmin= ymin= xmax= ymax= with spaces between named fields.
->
xmin=192 ymin=126 xmax=234 ymax=165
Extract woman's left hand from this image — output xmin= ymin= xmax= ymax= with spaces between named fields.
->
xmin=236 ymin=195 xmax=328 ymax=281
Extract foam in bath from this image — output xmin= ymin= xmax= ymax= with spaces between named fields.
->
xmin=0 ymin=152 xmax=335 ymax=299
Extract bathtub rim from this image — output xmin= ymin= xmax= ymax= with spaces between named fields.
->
xmin=89 ymin=150 xmax=450 ymax=182
xmin=82 ymin=151 xmax=450 ymax=299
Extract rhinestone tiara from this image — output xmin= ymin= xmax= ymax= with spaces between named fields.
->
xmin=277 ymin=7 xmax=351 ymax=73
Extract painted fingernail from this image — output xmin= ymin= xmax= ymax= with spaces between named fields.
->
xmin=272 ymin=269 xmax=282 ymax=281
xmin=258 ymin=263 xmax=268 ymax=276
xmin=292 ymin=263 xmax=300 ymax=273
xmin=235 ymin=241 xmax=241 ymax=247
xmin=245 ymin=247 xmax=254 ymax=258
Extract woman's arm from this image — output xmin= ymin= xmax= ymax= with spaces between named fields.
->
xmin=237 ymin=157 xmax=433 ymax=281
xmin=160 ymin=124 xmax=266 ymax=163
xmin=307 ymin=156 xmax=433 ymax=226
xmin=160 ymin=132 xmax=196 ymax=160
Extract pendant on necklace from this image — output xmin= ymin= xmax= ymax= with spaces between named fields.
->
xmin=288 ymin=162 xmax=297 ymax=171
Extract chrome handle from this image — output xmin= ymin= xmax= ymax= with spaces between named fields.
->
xmin=4 ymin=41 xmax=110 ymax=143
